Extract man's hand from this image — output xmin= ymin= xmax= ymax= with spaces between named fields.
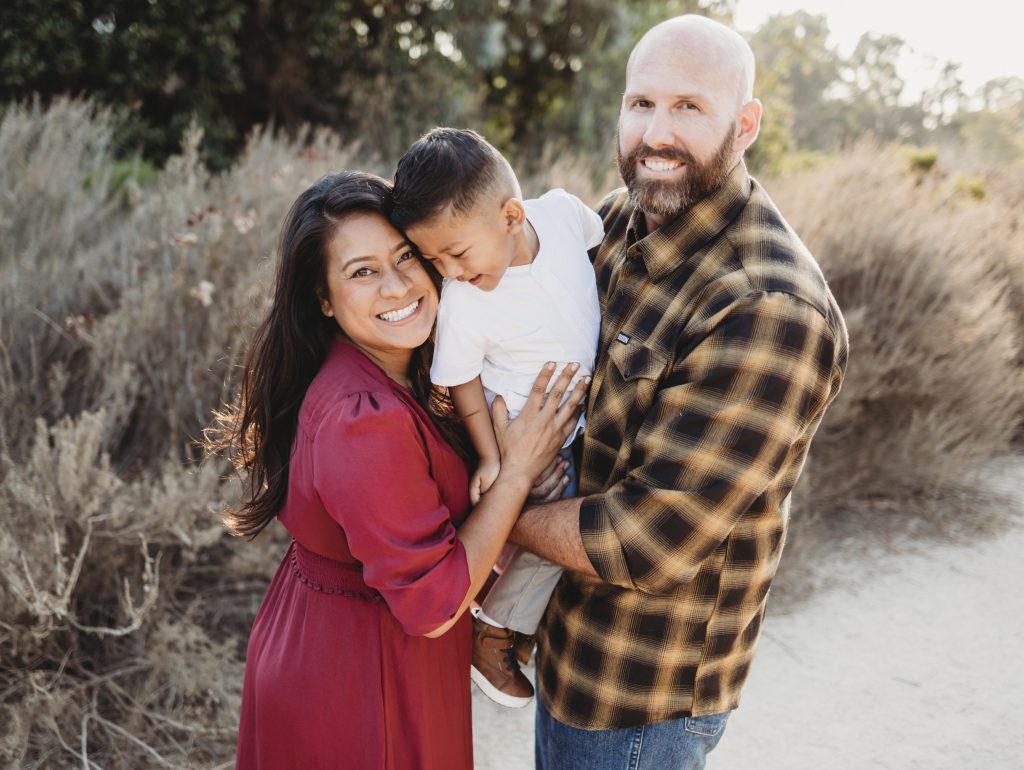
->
xmin=529 ymin=455 xmax=570 ymax=503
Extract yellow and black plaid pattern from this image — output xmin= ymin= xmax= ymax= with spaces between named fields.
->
xmin=536 ymin=162 xmax=849 ymax=729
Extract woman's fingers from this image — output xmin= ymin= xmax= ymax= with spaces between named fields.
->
xmin=556 ymin=375 xmax=590 ymax=432
xmin=526 ymin=362 xmax=557 ymax=409
xmin=491 ymin=394 xmax=509 ymax=428
xmin=540 ymin=362 xmax=580 ymax=412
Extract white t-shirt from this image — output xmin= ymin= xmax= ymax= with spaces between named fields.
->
xmin=430 ymin=189 xmax=603 ymax=446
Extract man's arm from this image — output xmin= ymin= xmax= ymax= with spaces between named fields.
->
xmin=508 ymin=496 xmax=597 ymax=576
xmin=512 ymin=293 xmax=840 ymax=595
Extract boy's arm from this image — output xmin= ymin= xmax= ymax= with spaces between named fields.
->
xmin=450 ymin=377 xmax=499 ymax=462
xmin=451 ymin=378 xmax=501 ymax=504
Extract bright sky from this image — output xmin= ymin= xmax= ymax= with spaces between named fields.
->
xmin=734 ymin=0 xmax=1024 ymax=99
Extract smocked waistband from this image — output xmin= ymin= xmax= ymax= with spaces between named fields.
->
xmin=288 ymin=540 xmax=382 ymax=603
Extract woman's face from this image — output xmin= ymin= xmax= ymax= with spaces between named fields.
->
xmin=319 ymin=213 xmax=438 ymax=378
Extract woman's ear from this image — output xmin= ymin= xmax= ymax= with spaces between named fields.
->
xmin=317 ymin=288 xmax=334 ymax=318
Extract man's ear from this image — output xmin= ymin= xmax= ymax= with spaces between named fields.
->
xmin=501 ymin=198 xmax=527 ymax=232
xmin=735 ymin=98 xmax=763 ymax=154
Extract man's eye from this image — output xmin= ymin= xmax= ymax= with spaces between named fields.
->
xmin=632 ymin=99 xmax=652 ymax=109
xmin=452 ymin=250 xmax=467 ymax=259
xmin=681 ymin=102 xmax=700 ymax=111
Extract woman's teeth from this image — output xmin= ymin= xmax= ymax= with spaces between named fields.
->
xmin=378 ymin=300 xmax=419 ymax=322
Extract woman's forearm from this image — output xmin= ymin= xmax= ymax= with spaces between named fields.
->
xmin=424 ymin=467 xmax=532 ymax=637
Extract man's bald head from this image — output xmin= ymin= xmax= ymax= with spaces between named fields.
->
xmin=617 ymin=14 xmax=762 ymax=230
xmin=627 ymin=15 xmax=756 ymax=107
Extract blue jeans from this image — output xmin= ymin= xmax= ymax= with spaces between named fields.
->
xmin=536 ymin=690 xmax=730 ymax=770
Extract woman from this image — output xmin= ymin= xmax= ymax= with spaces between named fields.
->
xmin=218 ymin=170 xmax=585 ymax=769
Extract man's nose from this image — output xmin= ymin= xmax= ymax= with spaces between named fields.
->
xmin=642 ymin=106 xmax=675 ymax=149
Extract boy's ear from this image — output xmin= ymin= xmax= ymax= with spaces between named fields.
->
xmin=500 ymin=198 xmax=526 ymax=232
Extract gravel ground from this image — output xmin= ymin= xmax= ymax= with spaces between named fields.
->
xmin=471 ymin=456 xmax=1024 ymax=770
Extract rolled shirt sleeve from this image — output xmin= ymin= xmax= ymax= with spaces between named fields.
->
xmin=580 ymin=292 xmax=840 ymax=594
xmin=312 ymin=390 xmax=470 ymax=635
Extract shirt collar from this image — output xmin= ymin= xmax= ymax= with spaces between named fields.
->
xmin=625 ymin=161 xmax=753 ymax=283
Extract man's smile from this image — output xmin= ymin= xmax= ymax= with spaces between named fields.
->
xmin=641 ymin=157 xmax=685 ymax=173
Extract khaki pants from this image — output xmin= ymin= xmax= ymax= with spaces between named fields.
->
xmin=479 ymin=446 xmax=576 ymax=635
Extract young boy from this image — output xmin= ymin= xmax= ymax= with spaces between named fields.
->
xmin=390 ymin=128 xmax=603 ymax=708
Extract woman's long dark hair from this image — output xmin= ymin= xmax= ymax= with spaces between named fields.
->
xmin=210 ymin=170 xmax=466 ymax=538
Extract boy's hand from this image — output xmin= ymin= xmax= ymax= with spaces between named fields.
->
xmin=470 ymin=458 xmax=502 ymax=505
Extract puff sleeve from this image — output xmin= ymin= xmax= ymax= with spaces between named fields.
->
xmin=311 ymin=390 xmax=470 ymax=636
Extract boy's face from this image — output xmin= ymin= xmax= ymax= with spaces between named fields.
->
xmin=404 ymin=199 xmax=524 ymax=292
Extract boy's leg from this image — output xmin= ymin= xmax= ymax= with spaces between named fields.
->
xmin=480 ymin=446 xmax=576 ymax=635
xmin=480 ymin=548 xmax=564 ymax=635
xmin=471 ymin=447 xmax=577 ymax=706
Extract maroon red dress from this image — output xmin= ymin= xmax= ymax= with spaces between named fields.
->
xmin=236 ymin=340 xmax=473 ymax=770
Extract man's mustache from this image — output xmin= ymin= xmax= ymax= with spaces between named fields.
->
xmin=625 ymin=143 xmax=696 ymax=166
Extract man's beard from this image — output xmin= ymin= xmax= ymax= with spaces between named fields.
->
xmin=616 ymin=125 xmax=736 ymax=220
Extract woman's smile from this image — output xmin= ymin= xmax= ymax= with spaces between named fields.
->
xmin=377 ymin=297 xmax=422 ymax=323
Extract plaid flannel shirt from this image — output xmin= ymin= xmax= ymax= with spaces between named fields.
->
xmin=536 ymin=162 xmax=849 ymax=729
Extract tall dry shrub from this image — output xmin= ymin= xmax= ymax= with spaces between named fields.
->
xmin=763 ymin=144 xmax=1024 ymax=523
xmin=0 ymin=99 xmax=379 ymax=768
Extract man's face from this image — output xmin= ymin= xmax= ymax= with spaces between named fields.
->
xmin=616 ymin=47 xmax=741 ymax=225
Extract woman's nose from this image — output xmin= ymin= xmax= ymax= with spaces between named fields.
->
xmin=380 ymin=265 xmax=412 ymax=296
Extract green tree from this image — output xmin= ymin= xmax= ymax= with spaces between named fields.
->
xmin=746 ymin=11 xmax=843 ymax=169
xmin=1 ymin=0 xmax=247 ymax=167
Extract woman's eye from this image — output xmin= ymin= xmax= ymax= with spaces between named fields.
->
xmin=398 ymin=250 xmax=416 ymax=264
xmin=452 ymin=250 xmax=467 ymax=259
xmin=351 ymin=267 xmax=373 ymax=278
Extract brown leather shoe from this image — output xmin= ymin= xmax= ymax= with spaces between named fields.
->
xmin=513 ymin=631 xmax=536 ymax=667
xmin=471 ymin=616 xmax=534 ymax=707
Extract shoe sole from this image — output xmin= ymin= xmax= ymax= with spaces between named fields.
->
xmin=470 ymin=665 xmax=534 ymax=708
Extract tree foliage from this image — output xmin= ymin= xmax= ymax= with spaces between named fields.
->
xmin=1 ymin=2 xmax=1020 ymax=171
xmin=0 ymin=0 xmax=728 ymax=169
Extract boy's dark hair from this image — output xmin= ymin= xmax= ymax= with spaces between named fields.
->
xmin=390 ymin=127 xmax=513 ymax=231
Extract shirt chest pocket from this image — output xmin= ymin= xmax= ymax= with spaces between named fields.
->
xmin=598 ymin=342 xmax=668 ymax=430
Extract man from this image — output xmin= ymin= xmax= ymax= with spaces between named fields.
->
xmin=508 ymin=14 xmax=849 ymax=768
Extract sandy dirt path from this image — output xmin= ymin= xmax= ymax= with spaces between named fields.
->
xmin=471 ymin=456 xmax=1024 ymax=769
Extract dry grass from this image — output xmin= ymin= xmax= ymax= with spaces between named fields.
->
xmin=764 ymin=143 xmax=1024 ymax=548
xmin=1 ymin=104 xmax=1022 ymax=766
xmin=0 ymin=100 xmax=380 ymax=768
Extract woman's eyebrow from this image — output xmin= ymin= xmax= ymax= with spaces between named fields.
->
xmin=339 ymin=255 xmax=375 ymax=270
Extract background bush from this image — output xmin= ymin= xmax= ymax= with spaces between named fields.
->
xmin=765 ymin=145 xmax=1024 ymax=512
xmin=2 ymin=101 xmax=1022 ymax=767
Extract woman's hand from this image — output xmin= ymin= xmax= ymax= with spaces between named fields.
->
xmin=491 ymin=363 xmax=588 ymax=488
